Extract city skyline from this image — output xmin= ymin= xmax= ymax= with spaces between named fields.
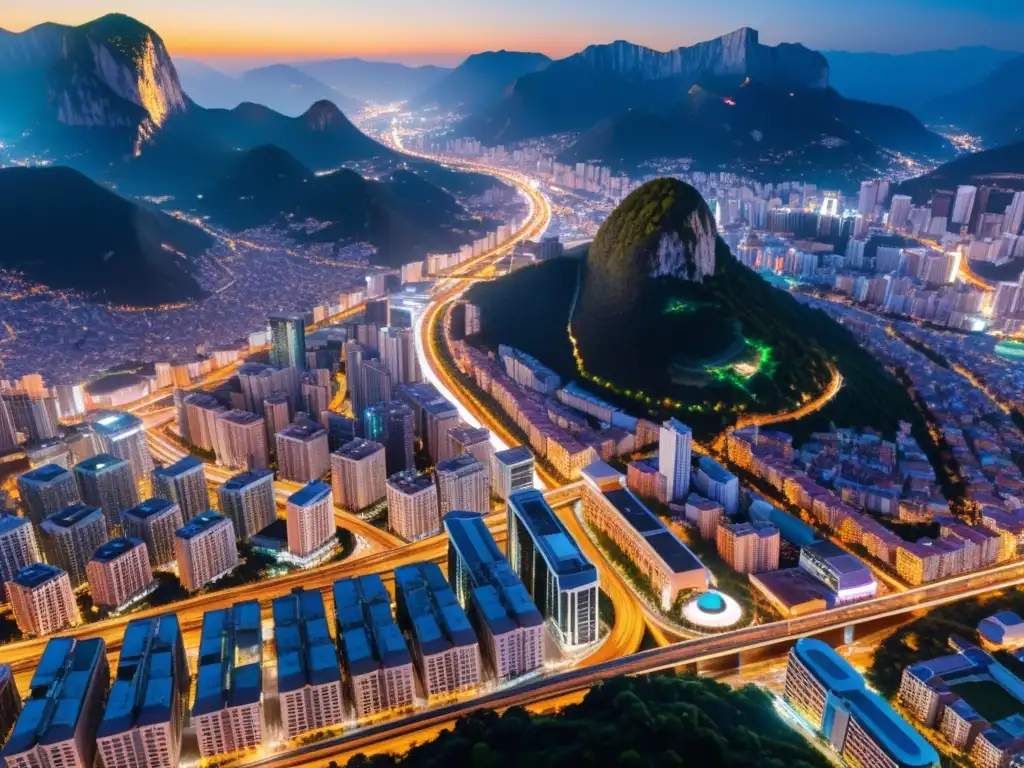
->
xmin=5 ymin=0 xmax=1024 ymax=68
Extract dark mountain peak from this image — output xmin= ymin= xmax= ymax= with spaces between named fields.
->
xmin=231 ymin=144 xmax=313 ymax=183
xmin=230 ymin=101 xmax=278 ymax=121
xmin=303 ymin=99 xmax=347 ymax=130
xmin=412 ymin=49 xmax=550 ymax=112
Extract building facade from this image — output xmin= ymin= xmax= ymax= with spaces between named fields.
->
xmin=174 ymin=511 xmax=238 ymax=592
xmin=387 ymin=470 xmax=441 ymax=542
xmin=86 ymin=537 xmax=155 ymax=611
xmin=491 ymin=446 xmax=535 ymax=501
xmin=16 ymin=464 xmax=81 ymax=525
xmin=218 ymin=468 xmax=276 ymax=542
xmin=73 ymin=454 xmax=139 ymax=533
xmin=39 ymin=503 xmax=109 ymax=587
xmin=285 ymin=481 xmax=334 ymax=562
xmin=121 ymin=498 xmax=186 ymax=569
xmin=435 ymin=455 xmax=490 ymax=517
xmin=150 ymin=456 xmax=207 ymax=522
xmin=6 ymin=563 xmax=79 ymax=636
xmin=331 ymin=438 xmax=386 ymax=512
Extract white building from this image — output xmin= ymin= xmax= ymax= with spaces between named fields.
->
xmin=174 ymin=511 xmax=238 ymax=592
xmin=659 ymin=419 xmax=692 ymax=502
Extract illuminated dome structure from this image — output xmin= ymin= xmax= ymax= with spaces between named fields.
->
xmin=681 ymin=589 xmax=743 ymax=629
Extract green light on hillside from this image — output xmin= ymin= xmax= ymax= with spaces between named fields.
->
xmin=705 ymin=338 xmax=775 ymax=392
xmin=664 ymin=299 xmax=698 ymax=315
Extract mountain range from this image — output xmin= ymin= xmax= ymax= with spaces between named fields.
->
xmin=452 ymin=28 xmax=953 ymax=180
xmin=412 ymin=50 xmax=552 ymax=113
xmin=293 ymin=58 xmax=451 ymax=103
xmin=0 ymin=166 xmax=210 ymax=305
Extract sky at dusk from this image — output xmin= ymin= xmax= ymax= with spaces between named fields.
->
xmin=6 ymin=0 xmax=1024 ymax=68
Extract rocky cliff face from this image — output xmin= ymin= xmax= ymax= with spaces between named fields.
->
xmin=572 ymin=28 xmax=829 ymax=89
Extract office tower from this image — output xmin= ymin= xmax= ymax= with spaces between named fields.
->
xmin=1006 ymin=191 xmax=1024 ymax=237
xmin=0 ymin=514 xmax=41 ymax=588
xmin=785 ymin=638 xmax=938 ymax=768
xmin=435 ymin=455 xmax=490 ymax=516
xmin=331 ymin=438 xmax=386 ymax=512
xmin=0 ymin=397 xmax=16 ymax=453
xmin=89 ymin=411 xmax=153 ymax=485
xmin=95 ymin=615 xmax=189 ymax=768
xmin=272 ymin=589 xmax=345 ymax=740
xmin=151 ymin=456 xmax=207 ymax=522
xmin=394 ymin=562 xmax=481 ymax=698
xmin=716 ymin=521 xmax=780 ymax=574
xmin=581 ymin=461 xmax=708 ymax=610
xmin=192 ymin=601 xmax=265 ymax=759
xmin=507 ymin=489 xmax=599 ymax=648
xmin=39 ymin=503 xmax=108 ymax=587
xmin=491 ymin=446 xmax=535 ymax=501
xmin=86 ymin=537 xmax=155 ymax=611
xmin=363 ymin=401 xmax=415 ymax=475
xmin=332 ymin=575 xmax=415 ymax=719
xmin=269 ymin=312 xmax=307 ymax=372
xmin=16 ymin=463 xmax=80 ymax=525
xmin=857 ymin=181 xmax=877 ymax=215
xmin=179 ymin=392 xmax=227 ymax=452
xmin=659 ymin=418 xmax=692 ymax=502
xmin=387 ymin=471 xmax=441 ymax=541
xmin=0 ymin=637 xmax=109 ymax=768
xmin=5 ymin=564 xmax=78 ymax=636
xmin=889 ymin=194 xmax=912 ymax=231
xmin=276 ymin=419 xmax=330 ymax=483
xmin=344 ymin=340 xmax=365 ymax=414
xmin=0 ymin=664 xmax=21 ymax=752
xmin=359 ymin=359 xmax=393 ymax=416
xmin=121 ymin=498 xmax=185 ymax=569
xmin=263 ymin=392 xmax=292 ymax=445
xmin=444 ymin=510 xmax=545 ymax=681
xmin=218 ymin=469 xmax=276 ymax=542
xmin=951 ymin=185 xmax=977 ymax=225
xmin=397 ymin=382 xmax=459 ymax=464
xmin=692 ymin=456 xmax=739 ymax=516
xmin=174 ymin=511 xmax=238 ymax=592
xmin=238 ymin=363 xmax=299 ymax=413
xmin=285 ymin=480 xmax=334 ymax=563
xmin=74 ymin=454 xmax=139 ymax=533
xmin=378 ymin=327 xmax=420 ymax=385
xmin=215 ymin=410 xmax=269 ymax=470
xmin=448 ymin=425 xmax=493 ymax=469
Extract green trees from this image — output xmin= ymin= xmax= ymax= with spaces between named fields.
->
xmin=344 ymin=675 xmax=829 ymax=768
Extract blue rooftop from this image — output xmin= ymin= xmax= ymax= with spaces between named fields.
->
xmin=45 ymin=502 xmax=104 ymax=529
xmin=18 ymin=464 xmax=72 ymax=484
xmin=91 ymin=536 xmax=145 ymax=564
xmin=192 ymin=601 xmax=262 ymax=717
xmin=287 ymin=480 xmax=332 ymax=508
xmin=333 ymin=575 xmax=411 ymax=676
xmin=74 ymin=454 xmax=129 ymax=475
xmin=176 ymin=510 xmax=227 ymax=540
xmin=698 ymin=456 xmax=735 ymax=484
xmin=395 ymin=562 xmax=477 ymax=656
xmin=0 ymin=513 xmax=31 ymax=537
xmin=493 ymin=446 xmax=534 ymax=467
xmin=222 ymin=468 xmax=275 ymax=491
xmin=508 ymin=489 xmax=598 ymax=590
xmin=273 ymin=589 xmax=340 ymax=693
xmin=12 ymin=563 xmax=65 ymax=589
xmin=90 ymin=411 xmax=143 ymax=436
xmin=122 ymin=497 xmax=178 ymax=520
xmin=794 ymin=638 xmax=939 ymax=768
xmin=151 ymin=456 xmax=203 ymax=478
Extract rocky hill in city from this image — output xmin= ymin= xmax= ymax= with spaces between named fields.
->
xmin=0 ymin=166 xmax=210 ymax=305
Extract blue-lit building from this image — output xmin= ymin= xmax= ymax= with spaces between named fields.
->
xmin=362 ymin=400 xmax=415 ymax=475
xmin=269 ymin=312 xmax=307 ymax=373
xmin=273 ymin=589 xmax=345 ymax=740
xmin=785 ymin=638 xmax=939 ymax=768
xmin=1 ymin=637 xmax=109 ymax=768
xmin=88 ymin=410 xmax=153 ymax=485
xmin=16 ymin=464 xmax=80 ymax=525
xmin=750 ymin=498 xmax=820 ymax=548
xmin=692 ymin=455 xmax=739 ymax=516
xmin=799 ymin=540 xmax=878 ymax=604
xmin=95 ymin=615 xmax=189 ymax=768
xmin=192 ymin=600 xmax=264 ymax=759
xmin=332 ymin=575 xmax=415 ymax=719
xmin=444 ymin=510 xmax=545 ymax=681
xmin=0 ymin=664 xmax=20 ymax=752
xmin=507 ymin=489 xmax=599 ymax=648
xmin=394 ymin=562 xmax=481 ymax=698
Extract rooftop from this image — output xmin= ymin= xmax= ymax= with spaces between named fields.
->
xmin=394 ymin=562 xmax=477 ymax=656
xmin=44 ymin=503 xmax=104 ymax=529
xmin=335 ymin=438 xmax=385 ymax=462
xmin=0 ymin=513 xmax=31 ymax=536
xmin=698 ymin=456 xmax=735 ymax=484
xmin=436 ymin=454 xmax=485 ymax=475
xmin=74 ymin=453 xmax=129 ymax=475
xmin=449 ymin=426 xmax=490 ymax=447
xmin=18 ymin=463 xmax=71 ymax=484
xmin=122 ymin=497 xmax=178 ymax=521
xmin=217 ymin=410 xmax=264 ymax=427
xmin=12 ymin=562 xmax=66 ymax=589
xmin=192 ymin=600 xmax=262 ymax=717
xmin=221 ymin=468 xmax=275 ymax=491
xmin=278 ymin=420 xmax=327 ymax=442
xmin=493 ymin=446 xmax=534 ymax=466
xmin=89 ymin=411 xmax=143 ymax=436
xmin=508 ymin=489 xmax=598 ymax=589
xmin=287 ymin=480 xmax=332 ymax=508
xmin=273 ymin=589 xmax=340 ymax=694
xmin=604 ymin=489 xmax=663 ymax=534
xmin=151 ymin=456 xmax=203 ymax=479
xmin=388 ymin=470 xmax=435 ymax=496
xmin=91 ymin=537 xmax=145 ymax=564
xmin=176 ymin=511 xmax=229 ymax=540
xmin=333 ymin=575 xmax=411 ymax=675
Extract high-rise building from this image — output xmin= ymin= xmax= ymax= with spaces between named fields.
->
xmin=394 ymin=562 xmax=481 ymax=699
xmin=178 ymin=392 xmax=227 ymax=453
xmin=300 ymin=371 xmax=331 ymax=418
xmin=0 ymin=663 xmax=21 ymax=752
xmin=358 ymin=359 xmax=393 ymax=416
xmin=332 ymin=575 xmax=415 ymax=719
xmin=263 ymin=392 xmax=292 ymax=444
xmin=272 ymin=589 xmax=345 ymax=740
xmin=0 ymin=514 xmax=42 ymax=588
xmin=39 ymin=503 xmax=109 ymax=587
xmin=276 ymin=419 xmax=330 ymax=483
xmin=716 ymin=521 xmax=780 ymax=574
xmin=448 ymin=425 xmax=493 ymax=469
xmin=95 ymin=615 xmax=189 ymax=768
xmin=218 ymin=469 xmax=276 ymax=542
xmin=857 ymin=181 xmax=878 ymax=216
xmin=378 ymin=327 xmax=420 ymax=385
xmin=215 ymin=410 xmax=269 ymax=470
xmin=889 ymin=194 xmax=912 ymax=231
xmin=5 ymin=563 xmax=79 ymax=637
xmin=89 ymin=411 xmax=153 ymax=486
xmin=344 ymin=341 xmax=365 ymax=416
xmin=285 ymin=481 xmax=334 ymax=563
xmin=121 ymin=498 xmax=185 ymax=569
xmin=174 ymin=511 xmax=238 ymax=592
xmin=363 ymin=400 xmax=415 ymax=475
xmin=659 ymin=418 xmax=692 ymax=502
xmin=238 ymin=363 xmax=299 ymax=414
xmin=491 ymin=446 xmax=535 ymax=501
xmin=396 ymin=383 xmax=459 ymax=465
xmin=692 ymin=456 xmax=739 ymax=516
xmin=0 ymin=637 xmax=109 ymax=768
xmin=151 ymin=456 xmax=207 ymax=522
xmin=444 ymin=510 xmax=545 ymax=682
xmin=784 ymin=638 xmax=938 ymax=768
xmin=86 ymin=537 xmax=155 ymax=611
xmin=952 ymin=185 xmax=977 ymax=226
xmin=331 ymin=438 xmax=386 ymax=512
xmin=0 ymin=397 xmax=16 ymax=453
xmin=74 ymin=454 xmax=139 ymax=533
xmin=269 ymin=312 xmax=307 ymax=372
xmin=2 ymin=390 xmax=59 ymax=445
xmin=435 ymin=454 xmax=490 ymax=517
xmin=16 ymin=464 xmax=80 ymax=525
xmin=387 ymin=470 xmax=441 ymax=542
xmin=192 ymin=601 xmax=265 ymax=759
xmin=1005 ymin=191 xmax=1024 ymax=237
xmin=507 ymin=489 xmax=599 ymax=648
